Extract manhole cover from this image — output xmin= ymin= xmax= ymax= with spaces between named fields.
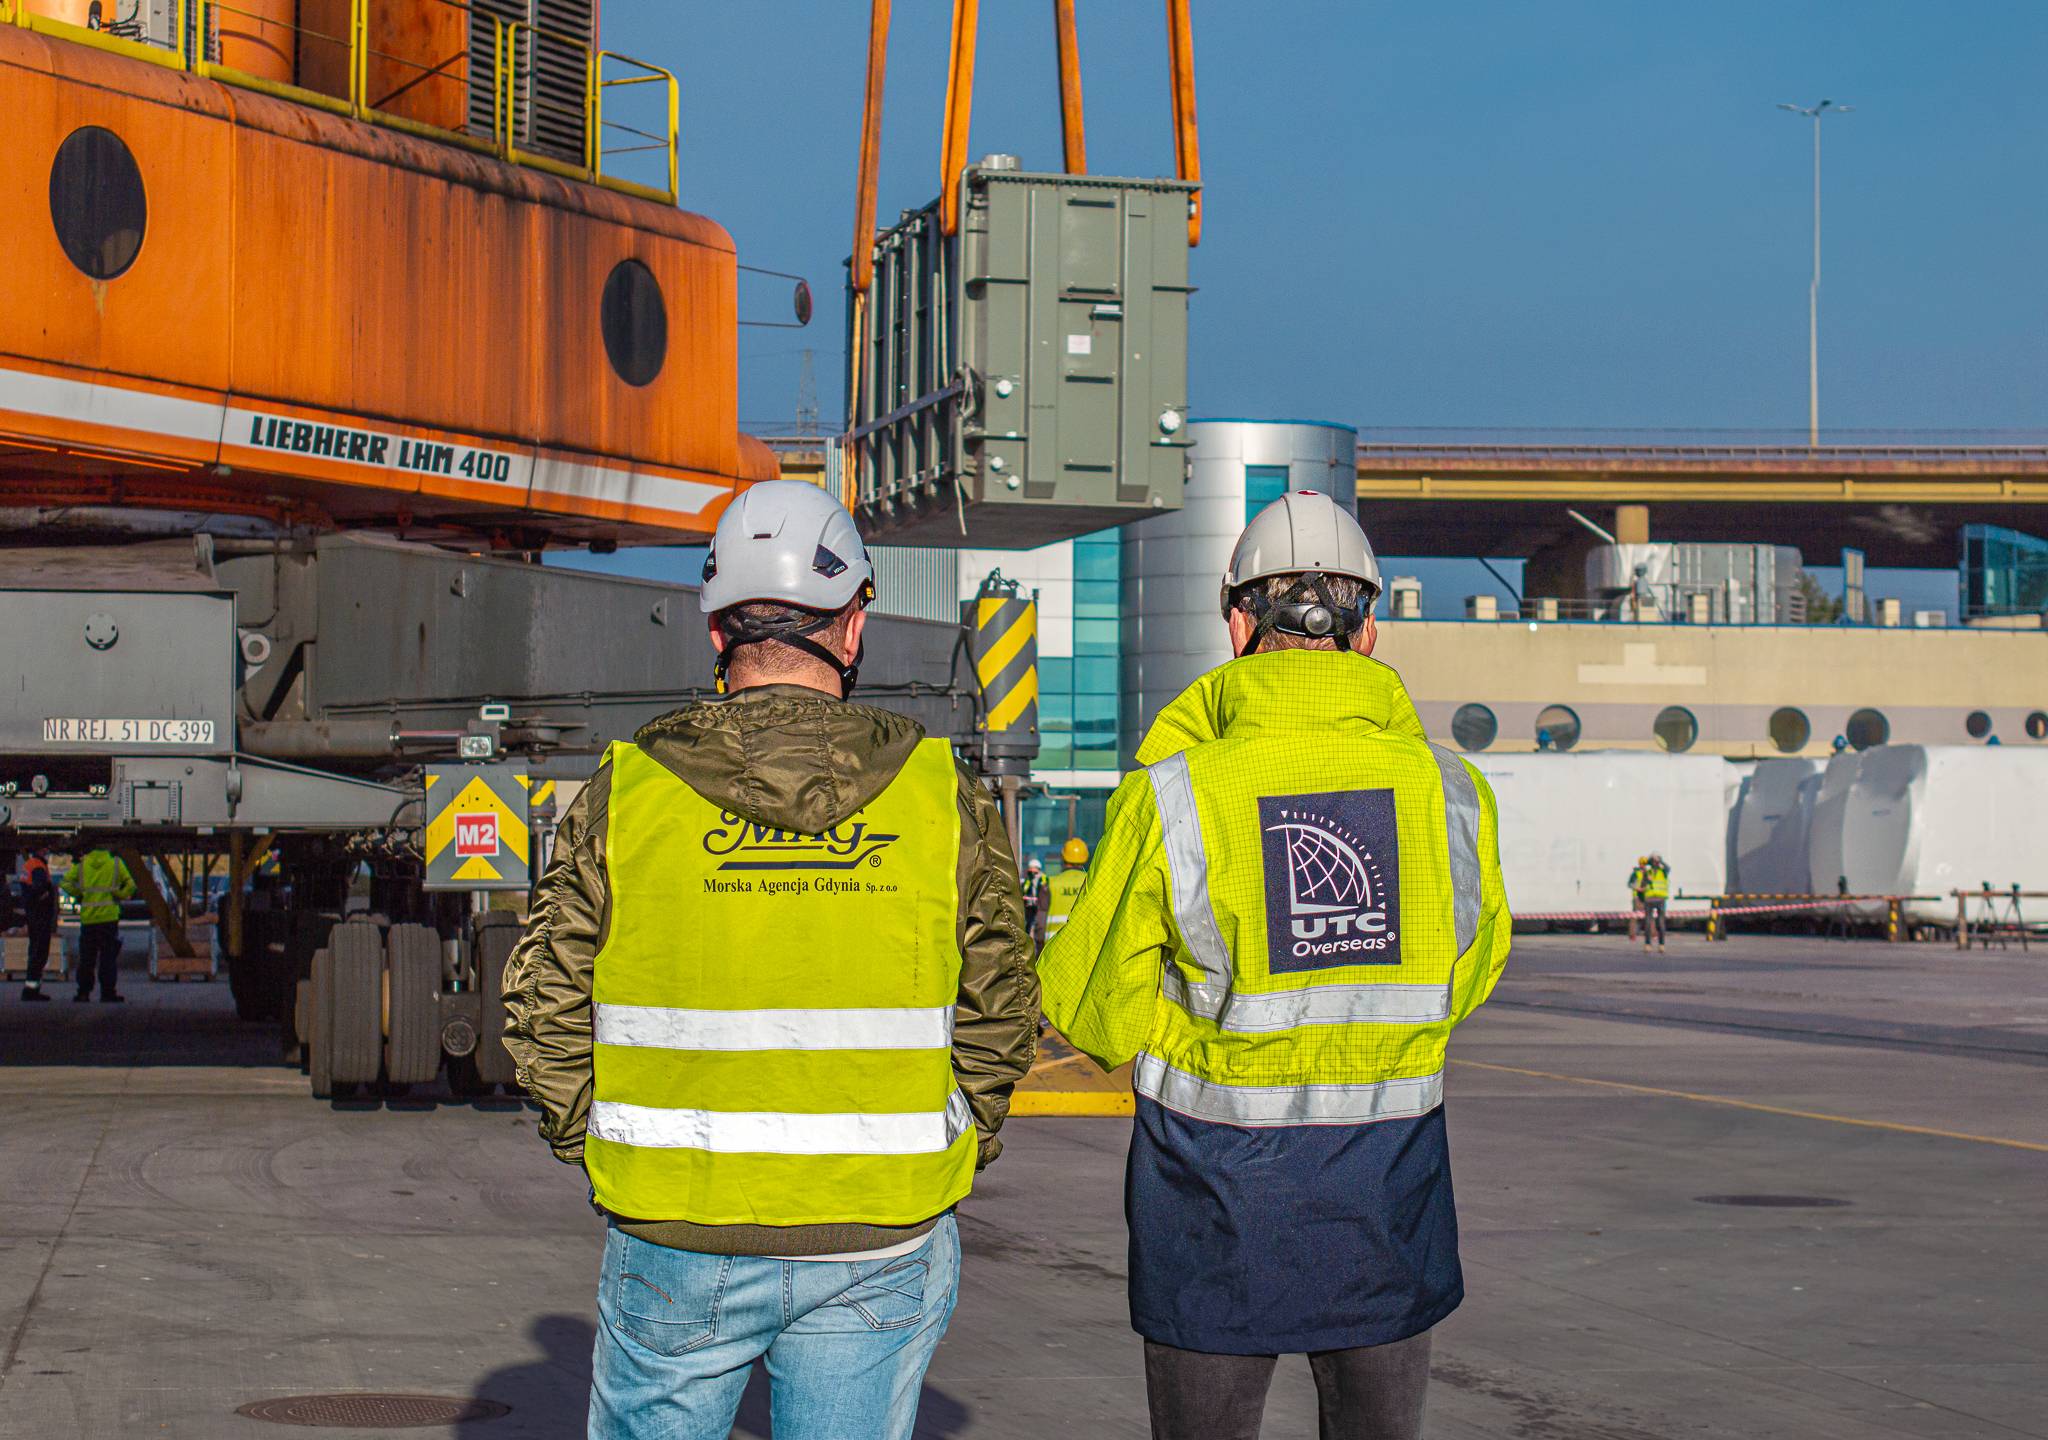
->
xmin=236 ymin=1394 xmax=510 ymax=1428
xmin=1694 ymin=1194 xmax=1851 ymax=1208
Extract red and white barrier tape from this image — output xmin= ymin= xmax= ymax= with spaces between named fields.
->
xmin=1518 ymin=898 xmax=1900 ymax=923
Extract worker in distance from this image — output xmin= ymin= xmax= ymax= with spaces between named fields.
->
xmin=503 ymin=481 xmax=1039 ymax=1440
xmin=1038 ymin=490 xmax=1513 ymax=1440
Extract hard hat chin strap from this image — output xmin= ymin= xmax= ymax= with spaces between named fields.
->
xmin=714 ymin=583 xmax=873 ymax=695
xmin=1232 ymin=574 xmax=1367 ymax=658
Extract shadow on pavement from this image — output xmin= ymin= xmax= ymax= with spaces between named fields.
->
xmin=467 ymin=1314 xmax=594 ymax=1436
xmin=469 ymin=1318 xmax=971 ymax=1438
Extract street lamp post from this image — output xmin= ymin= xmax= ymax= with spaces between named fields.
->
xmin=1778 ymin=99 xmax=1851 ymax=448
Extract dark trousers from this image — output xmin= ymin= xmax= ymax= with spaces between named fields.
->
xmin=24 ymin=922 xmax=54 ymax=985
xmin=1642 ymin=898 xmax=1667 ymax=945
xmin=1144 ymin=1331 xmax=1432 ymax=1440
xmin=76 ymin=921 xmax=122 ymax=998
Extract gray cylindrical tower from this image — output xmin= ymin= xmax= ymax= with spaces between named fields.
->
xmin=1120 ymin=419 xmax=1359 ymax=760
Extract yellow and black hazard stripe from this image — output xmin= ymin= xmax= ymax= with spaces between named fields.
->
xmin=972 ymin=594 xmax=1039 ymax=739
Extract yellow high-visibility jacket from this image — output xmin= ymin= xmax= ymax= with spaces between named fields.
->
xmin=1044 ymin=865 xmax=1087 ymax=936
xmin=583 ymin=738 xmax=977 ymax=1228
xmin=1037 ymin=650 xmax=1512 ymax=1353
xmin=62 ymin=850 xmax=135 ymax=925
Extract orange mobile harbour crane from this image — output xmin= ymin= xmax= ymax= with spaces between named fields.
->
xmin=0 ymin=0 xmax=1198 ymax=1095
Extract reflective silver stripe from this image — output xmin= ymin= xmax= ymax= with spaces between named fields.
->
xmin=1146 ymin=751 xmax=1232 ymax=988
xmin=1133 ymin=1053 xmax=1444 ymax=1127
xmin=590 ymin=1089 xmax=975 ymax=1155
xmin=1161 ymin=967 xmax=1451 ymax=1029
xmin=1430 ymin=744 xmax=1483 ymax=958
xmin=595 ymin=1003 xmax=952 ymax=1052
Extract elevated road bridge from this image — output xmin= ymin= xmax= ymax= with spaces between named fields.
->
xmin=1354 ymin=437 xmax=2048 ymax=565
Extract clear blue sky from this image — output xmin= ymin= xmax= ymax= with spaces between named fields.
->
xmin=602 ymin=0 xmax=2047 ymax=434
xmin=578 ymin=2 xmax=2037 ymax=617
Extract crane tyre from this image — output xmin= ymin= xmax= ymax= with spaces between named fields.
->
xmin=472 ymin=911 xmax=521 ymax=1088
xmin=329 ymin=921 xmax=384 ymax=1086
xmin=384 ymin=923 xmax=442 ymax=1086
xmin=308 ymin=949 xmax=335 ymax=1099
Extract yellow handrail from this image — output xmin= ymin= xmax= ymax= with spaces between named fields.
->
xmin=16 ymin=0 xmax=677 ymax=205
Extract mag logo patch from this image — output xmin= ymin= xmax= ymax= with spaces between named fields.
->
xmin=701 ymin=815 xmax=900 ymax=871
xmin=1259 ymin=789 xmax=1400 ymax=971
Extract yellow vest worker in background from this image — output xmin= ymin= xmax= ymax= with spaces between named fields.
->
xmin=61 ymin=847 xmax=134 ymax=1003
xmin=1045 ymin=836 xmax=1089 ymax=937
xmin=1039 ymin=491 xmax=1512 ymax=1440
xmin=503 ymin=482 xmax=1038 ymax=1440
xmin=1641 ymin=852 xmax=1671 ymax=952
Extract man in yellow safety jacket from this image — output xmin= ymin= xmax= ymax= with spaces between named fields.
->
xmin=1641 ymin=852 xmax=1670 ymax=952
xmin=1039 ymin=490 xmax=1511 ymax=1440
xmin=503 ymin=482 xmax=1038 ymax=1440
xmin=1044 ymin=836 xmax=1089 ymax=937
xmin=61 ymin=847 xmax=134 ymax=1003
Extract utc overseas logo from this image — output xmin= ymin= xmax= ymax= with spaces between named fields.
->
xmin=1258 ymin=789 xmax=1401 ymax=972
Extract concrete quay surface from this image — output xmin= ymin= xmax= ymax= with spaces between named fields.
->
xmin=1 ymin=932 xmax=2044 ymax=1438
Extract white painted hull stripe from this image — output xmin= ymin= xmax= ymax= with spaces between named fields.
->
xmin=1 ymin=365 xmax=726 ymax=518
xmin=0 ymin=364 xmax=225 ymax=444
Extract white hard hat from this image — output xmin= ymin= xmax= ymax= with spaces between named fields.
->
xmin=1223 ymin=490 xmax=1382 ymax=597
xmin=699 ymin=481 xmax=874 ymax=615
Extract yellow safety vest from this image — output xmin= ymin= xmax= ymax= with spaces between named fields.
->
xmin=62 ymin=850 xmax=134 ymax=925
xmin=1044 ymin=866 xmax=1087 ymax=935
xmin=1643 ymin=864 xmax=1670 ymax=900
xmin=1040 ymin=651 xmax=1512 ymax=1126
xmin=585 ymin=739 xmax=976 ymax=1227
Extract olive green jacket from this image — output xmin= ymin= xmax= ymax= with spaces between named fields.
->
xmin=502 ymin=685 xmax=1040 ymax=1255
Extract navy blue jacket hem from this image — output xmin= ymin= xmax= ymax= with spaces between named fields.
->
xmin=1132 ymin=1281 xmax=1463 ymax=1357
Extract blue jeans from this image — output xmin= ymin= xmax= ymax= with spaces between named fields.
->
xmin=589 ymin=1214 xmax=960 ymax=1440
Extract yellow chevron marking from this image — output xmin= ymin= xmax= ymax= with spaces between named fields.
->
xmin=450 ymin=855 xmax=504 ymax=882
xmin=424 ymin=775 xmax=531 ymax=866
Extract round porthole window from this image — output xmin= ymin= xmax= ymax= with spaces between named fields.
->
xmin=1768 ymin=707 xmax=1811 ymax=754
xmin=1845 ymin=708 xmax=1890 ymax=751
xmin=1966 ymin=710 xmax=1993 ymax=740
xmin=49 ymin=126 xmax=147 ymax=280
xmin=601 ymin=258 xmax=667 ymax=387
xmin=1534 ymin=704 xmax=1581 ymax=752
xmin=2028 ymin=712 xmax=2048 ymax=741
xmin=1653 ymin=706 xmax=1698 ymax=753
xmin=1450 ymin=703 xmax=1497 ymax=752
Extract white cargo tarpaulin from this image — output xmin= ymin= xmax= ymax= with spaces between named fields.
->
xmin=1470 ymin=751 xmax=1729 ymax=917
xmin=1728 ymin=758 xmax=1823 ymax=896
xmin=1806 ymin=746 xmax=2048 ymax=923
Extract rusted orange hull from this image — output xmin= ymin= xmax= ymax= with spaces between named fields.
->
xmin=0 ymin=21 xmax=774 ymax=545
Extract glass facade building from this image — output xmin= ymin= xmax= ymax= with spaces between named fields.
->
xmin=1038 ymin=529 xmax=1123 ymax=773
xmin=1961 ymin=524 xmax=2048 ymax=619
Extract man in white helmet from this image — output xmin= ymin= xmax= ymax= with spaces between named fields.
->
xmin=504 ymin=481 xmax=1039 ymax=1440
xmin=1038 ymin=490 xmax=1512 ymax=1440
